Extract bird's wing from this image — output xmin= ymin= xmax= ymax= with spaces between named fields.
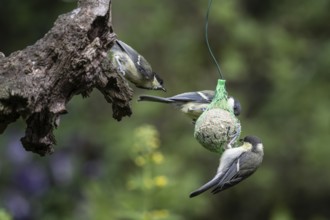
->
xmin=139 ymin=91 xmax=214 ymax=104
xmin=210 ymin=157 xmax=242 ymax=193
xmin=189 ymin=172 xmax=224 ymax=198
xmin=211 ymin=153 xmax=256 ymax=194
xmin=190 ymin=158 xmax=245 ymax=197
xmin=115 ymin=40 xmax=152 ymax=78
xmin=189 ymin=149 xmax=245 ymax=198
xmin=170 ymin=91 xmax=214 ymax=103
xmin=115 ymin=40 xmax=138 ymax=62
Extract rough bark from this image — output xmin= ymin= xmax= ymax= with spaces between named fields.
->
xmin=0 ymin=0 xmax=133 ymax=156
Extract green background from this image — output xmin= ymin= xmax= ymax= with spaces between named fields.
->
xmin=0 ymin=0 xmax=330 ymax=219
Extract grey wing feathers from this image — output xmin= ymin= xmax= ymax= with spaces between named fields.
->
xmin=212 ymin=153 xmax=257 ymax=194
xmin=189 ymin=173 xmax=223 ymax=198
xmin=211 ymin=158 xmax=242 ymax=194
xmin=169 ymin=91 xmax=214 ymax=103
xmin=138 ymin=90 xmax=214 ymax=104
xmin=115 ymin=40 xmax=152 ymax=79
xmin=115 ymin=40 xmax=138 ymax=62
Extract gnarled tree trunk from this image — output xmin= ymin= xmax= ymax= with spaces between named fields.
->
xmin=0 ymin=0 xmax=133 ymax=156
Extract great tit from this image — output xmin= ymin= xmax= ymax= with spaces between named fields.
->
xmin=108 ymin=40 xmax=165 ymax=91
xmin=138 ymin=90 xmax=241 ymax=121
xmin=190 ymin=135 xmax=263 ymax=197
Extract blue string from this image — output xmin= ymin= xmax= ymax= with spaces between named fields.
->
xmin=205 ymin=0 xmax=223 ymax=79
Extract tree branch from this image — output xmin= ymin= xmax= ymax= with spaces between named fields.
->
xmin=0 ymin=0 xmax=133 ymax=156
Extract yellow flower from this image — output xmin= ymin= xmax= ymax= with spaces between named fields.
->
xmin=133 ymin=125 xmax=160 ymax=152
xmin=154 ymin=176 xmax=168 ymax=188
xmin=134 ymin=156 xmax=146 ymax=166
xmin=151 ymin=152 xmax=164 ymax=164
xmin=147 ymin=137 xmax=159 ymax=150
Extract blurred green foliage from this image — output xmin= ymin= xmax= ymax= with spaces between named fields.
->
xmin=86 ymin=125 xmax=207 ymax=220
xmin=1 ymin=0 xmax=330 ymax=219
xmin=0 ymin=209 xmax=12 ymax=220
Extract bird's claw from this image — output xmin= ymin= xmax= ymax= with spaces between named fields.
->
xmin=225 ymin=124 xmax=241 ymax=149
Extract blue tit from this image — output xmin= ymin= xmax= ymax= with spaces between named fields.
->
xmin=108 ymin=39 xmax=165 ymax=91
xmin=190 ymin=136 xmax=263 ymax=197
xmin=138 ymin=90 xmax=241 ymax=121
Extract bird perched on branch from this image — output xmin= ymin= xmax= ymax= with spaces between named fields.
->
xmin=138 ymin=90 xmax=241 ymax=122
xmin=108 ymin=40 xmax=165 ymax=91
xmin=189 ymin=135 xmax=264 ymax=197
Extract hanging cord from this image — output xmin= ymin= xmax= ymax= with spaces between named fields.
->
xmin=205 ymin=0 xmax=223 ymax=79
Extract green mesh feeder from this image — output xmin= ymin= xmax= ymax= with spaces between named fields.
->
xmin=194 ymin=79 xmax=241 ymax=153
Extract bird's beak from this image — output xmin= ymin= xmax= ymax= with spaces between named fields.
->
xmin=161 ymin=87 xmax=166 ymax=92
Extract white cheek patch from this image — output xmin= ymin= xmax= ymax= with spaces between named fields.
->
xmin=256 ymin=143 xmax=264 ymax=152
xmin=227 ymin=98 xmax=234 ymax=111
xmin=152 ymin=76 xmax=161 ymax=87
xmin=242 ymin=142 xmax=253 ymax=151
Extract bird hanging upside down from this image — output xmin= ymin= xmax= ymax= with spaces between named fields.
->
xmin=108 ymin=39 xmax=165 ymax=91
xmin=190 ymin=135 xmax=264 ymax=198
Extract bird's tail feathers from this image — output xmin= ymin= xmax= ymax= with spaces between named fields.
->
xmin=138 ymin=95 xmax=173 ymax=103
xmin=189 ymin=172 xmax=222 ymax=198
